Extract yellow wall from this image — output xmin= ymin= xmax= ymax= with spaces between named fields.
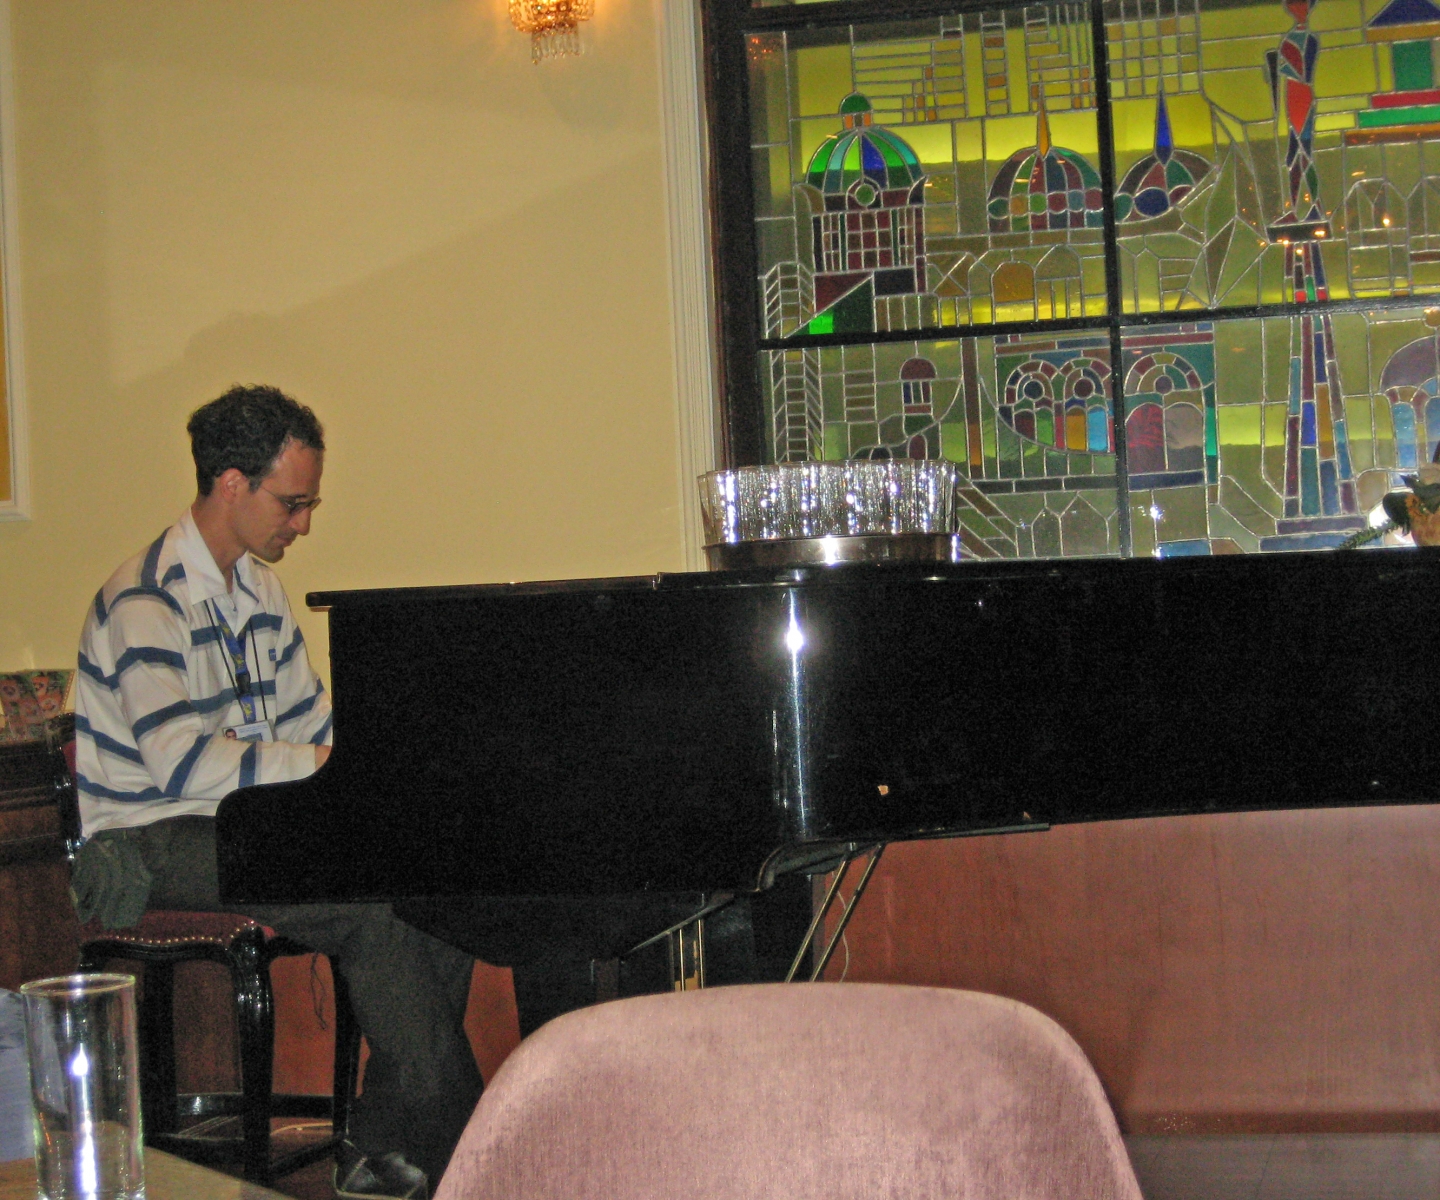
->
xmin=0 ymin=0 xmax=687 ymax=679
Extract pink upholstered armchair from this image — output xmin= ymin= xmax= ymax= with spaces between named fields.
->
xmin=435 ymin=981 xmax=1141 ymax=1200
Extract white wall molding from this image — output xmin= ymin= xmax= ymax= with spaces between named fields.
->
xmin=0 ymin=0 xmax=28 ymax=522
xmin=656 ymin=0 xmax=719 ymax=572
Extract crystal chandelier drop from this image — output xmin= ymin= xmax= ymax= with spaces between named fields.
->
xmin=509 ymin=0 xmax=594 ymax=62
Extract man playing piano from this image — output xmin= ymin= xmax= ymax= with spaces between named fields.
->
xmin=71 ymin=385 xmax=479 ymax=1200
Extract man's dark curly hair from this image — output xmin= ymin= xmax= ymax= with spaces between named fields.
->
xmin=187 ymin=385 xmax=325 ymax=495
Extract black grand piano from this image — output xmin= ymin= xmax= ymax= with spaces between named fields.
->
xmin=217 ymin=549 xmax=1440 ymax=930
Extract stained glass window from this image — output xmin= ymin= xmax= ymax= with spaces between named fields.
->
xmin=709 ymin=0 xmax=1440 ymax=557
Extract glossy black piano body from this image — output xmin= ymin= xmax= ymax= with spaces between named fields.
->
xmin=216 ymin=550 xmax=1440 ymax=906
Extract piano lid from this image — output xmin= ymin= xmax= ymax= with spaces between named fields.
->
xmin=219 ymin=550 xmax=1440 ymax=905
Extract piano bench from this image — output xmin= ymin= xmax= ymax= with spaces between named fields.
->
xmin=77 ymin=910 xmax=362 ymax=1186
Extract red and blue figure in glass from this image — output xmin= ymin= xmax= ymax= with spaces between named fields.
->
xmin=1265 ymin=0 xmax=1359 ymax=525
xmin=1277 ymin=0 xmax=1324 ymax=228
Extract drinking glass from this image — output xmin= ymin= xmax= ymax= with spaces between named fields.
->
xmin=21 ymin=973 xmax=144 ymax=1200
xmin=699 ymin=460 xmax=961 ymax=544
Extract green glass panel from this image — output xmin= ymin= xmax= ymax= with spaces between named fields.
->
xmin=1357 ymin=103 xmax=1440 ymax=127
xmin=831 ymin=282 xmax=875 ymax=333
xmin=1392 ymin=39 xmax=1434 ymax=92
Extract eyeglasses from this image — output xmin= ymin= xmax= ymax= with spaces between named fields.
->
xmin=260 ymin=484 xmax=322 ymax=517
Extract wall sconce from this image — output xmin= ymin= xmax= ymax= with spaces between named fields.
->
xmin=509 ymin=0 xmax=593 ymax=62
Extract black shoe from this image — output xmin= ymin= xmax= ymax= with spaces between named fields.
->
xmin=334 ymin=1140 xmax=430 ymax=1200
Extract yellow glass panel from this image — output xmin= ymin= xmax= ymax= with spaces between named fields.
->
xmin=751 ymin=11 xmax=1107 ymax=342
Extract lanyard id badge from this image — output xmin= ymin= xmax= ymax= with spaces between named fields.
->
xmin=225 ymin=719 xmax=275 ymax=743
xmin=208 ymin=600 xmax=270 ymax=731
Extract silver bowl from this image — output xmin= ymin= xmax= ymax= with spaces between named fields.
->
xmin=704 ymin=532 xmax=964 ymax=570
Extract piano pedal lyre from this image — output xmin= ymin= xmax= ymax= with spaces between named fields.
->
xmin=624 ymin=893 xmax=737 ymax=993
xmin=669 ymin=920 xmax=706 ymax=992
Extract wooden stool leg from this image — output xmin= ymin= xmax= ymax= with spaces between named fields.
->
xmin=231 ymin=938 xmax=276 ymax=1184
xmin=138 ymin=962 xmax=178 ymax=1138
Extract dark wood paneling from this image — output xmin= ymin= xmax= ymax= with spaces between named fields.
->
xmin=0 ymin=854 xmax=79 ymax=991
xmin=831 ymin=806 xmax=1440 ymax=1132
xmin=0 ymin=737 xmax=79 ymax=991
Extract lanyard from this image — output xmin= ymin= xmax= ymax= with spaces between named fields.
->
xmin=207 ymin=601 xmax=268 ymax=726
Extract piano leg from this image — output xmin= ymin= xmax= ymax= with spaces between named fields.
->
xmin=623 ymin=891 xmax=805 ymax=993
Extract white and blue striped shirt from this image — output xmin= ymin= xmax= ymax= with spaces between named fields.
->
xmin=75 ymin=511 xmax=333 ymax=837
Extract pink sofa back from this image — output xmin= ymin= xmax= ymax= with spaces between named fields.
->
xmin=435 ymin=981 xmax=1140 ymax=1200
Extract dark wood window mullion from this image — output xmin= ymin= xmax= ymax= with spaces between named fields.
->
xmin=1090 ymin=0 xmax=1133 ymax=556
xmin=758 ymin=313 xmax=1116 ymax=352
xmin=739 ymin=0 xmax=1059 ymax=33
xmin=704 ymin=0 xmax=766 ymax=467
xmin=759 ymin=291 xmax=1434 ymax=354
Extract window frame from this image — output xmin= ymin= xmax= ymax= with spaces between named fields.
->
xmin=697 ymin=0 xmax=1432 ymax=557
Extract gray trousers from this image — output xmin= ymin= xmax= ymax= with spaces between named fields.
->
xmin=122 ymin=815 xmax=482 ymax=1182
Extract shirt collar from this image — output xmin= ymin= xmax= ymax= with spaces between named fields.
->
xmin=175 ymin=509 xmax=260 ymax=618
